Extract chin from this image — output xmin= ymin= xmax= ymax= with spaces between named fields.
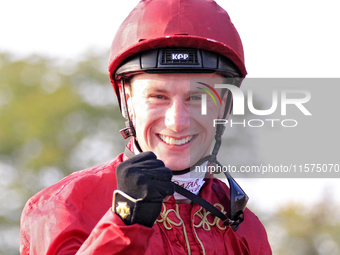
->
xmin=161 ymin=159 xmax=190 ymax=171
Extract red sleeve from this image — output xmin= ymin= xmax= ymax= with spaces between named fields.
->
xmin=76 ymin=210 xmax=154 ymax=255
xmin=21 ymin=202 xmax=154 ymax=255
xmin=20 ymin=155 xmax=154 ymax=255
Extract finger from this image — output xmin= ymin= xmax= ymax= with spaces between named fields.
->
xmin=150 ymin=180 xmax=174 ymax=197
xmin=133 ymin=159 xmax=165 ymax=168
xmin=128 ymin=151 xmax=157 ymax=163
xmin=146 ymin=167 xmax=173 ymax=181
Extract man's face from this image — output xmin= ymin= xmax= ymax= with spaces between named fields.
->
xmin=126 ymin=73 xmax=227 ymax=171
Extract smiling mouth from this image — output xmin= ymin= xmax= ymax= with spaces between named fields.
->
xmin=158 ymin=134 xmax=194 ymax=145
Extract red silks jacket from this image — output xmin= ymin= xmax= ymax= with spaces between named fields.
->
xmin=20 ymin=143 xmax=271 ymax=254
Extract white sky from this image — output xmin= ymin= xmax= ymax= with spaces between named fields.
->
xmin=1 ymin=0 xmax=340 ymax=212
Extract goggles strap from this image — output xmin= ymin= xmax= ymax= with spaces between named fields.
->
xmin=172 ymin=183 xmax=235 ymax=226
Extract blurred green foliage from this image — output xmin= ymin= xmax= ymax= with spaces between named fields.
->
xmin=0 ymin=51 xmax=125 ymax=254
xmin=262 ymin=191 xmax=340 ymax=255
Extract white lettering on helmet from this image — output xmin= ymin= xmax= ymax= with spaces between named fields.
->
xmin=172 ymin=53 xmax=189 ymax=60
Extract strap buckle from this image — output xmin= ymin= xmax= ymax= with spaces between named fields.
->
xmin=120 ymin=126 xmax=135 ymax=139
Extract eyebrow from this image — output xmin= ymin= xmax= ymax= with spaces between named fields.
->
xmin=143 ymin=86 xmax=169 ymax=95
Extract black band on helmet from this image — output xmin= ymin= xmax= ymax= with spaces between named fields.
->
xmin=115 ymin=48 xmax=241 ymax=79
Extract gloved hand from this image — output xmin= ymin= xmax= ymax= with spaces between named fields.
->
xmin=114 ymin=151 xmax=174 ymax=227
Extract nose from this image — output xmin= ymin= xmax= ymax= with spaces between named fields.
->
xmin=164 ymin=98 xmax=190 ymax=132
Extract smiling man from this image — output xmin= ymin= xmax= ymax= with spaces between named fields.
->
xmin=20 ymin=0 xmax=271 ymax=254
xmin=127 ymin=73 xmax=226 ymax=171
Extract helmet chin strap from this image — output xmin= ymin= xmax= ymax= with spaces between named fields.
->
xmin=204 ymin=91 xmax=249 ymax=228
xmin=119 ymin=79 xmax=136 ymax=139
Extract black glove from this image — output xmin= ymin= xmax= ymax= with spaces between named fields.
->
xmin=114 ymin=151 xmax=174 ymax=227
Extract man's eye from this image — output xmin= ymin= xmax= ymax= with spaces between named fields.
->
xmin=151 ymin=95 xmax=166 ymax=99
xmin=190 ymin=96 xmax=201 ymax=100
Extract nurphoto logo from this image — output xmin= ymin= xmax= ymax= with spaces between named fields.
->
xmin=197 ymin=82 xmax=312 ymax=128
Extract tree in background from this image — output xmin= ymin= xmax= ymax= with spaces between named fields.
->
xmin=0 ymin=51 xmax=125 ymax=254
xmin=264 ymin=190 xmax=340 ymax=255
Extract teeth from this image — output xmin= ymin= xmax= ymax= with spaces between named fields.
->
xmin=159 ymin=134 xmax=193 ymax=145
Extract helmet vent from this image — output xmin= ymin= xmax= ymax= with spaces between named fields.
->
xmin=161 ymin=48 xmax=199 ymax=65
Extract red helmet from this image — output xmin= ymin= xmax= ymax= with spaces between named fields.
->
xmin=108 ymin=0 xmax=247 ymax=107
